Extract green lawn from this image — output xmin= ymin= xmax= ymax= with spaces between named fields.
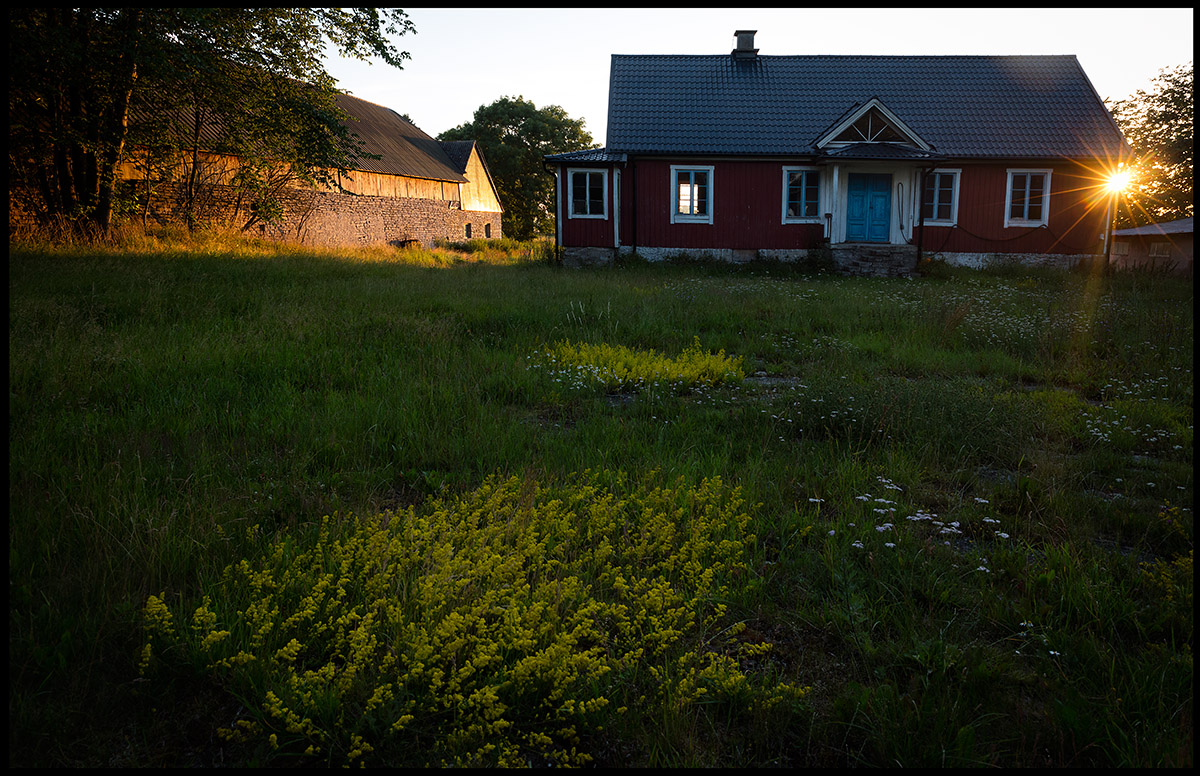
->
xmin=9 ymin=236 xmax=1193 ymax=767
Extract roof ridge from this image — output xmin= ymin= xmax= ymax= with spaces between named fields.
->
xmin=611 ymin=53 xmax=1081 ymax=59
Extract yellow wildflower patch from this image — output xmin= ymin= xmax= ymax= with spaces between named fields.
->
xmin=140 ymin=470 xmax=810 ymax=766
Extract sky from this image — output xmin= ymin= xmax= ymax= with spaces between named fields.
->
xmin=321 ymin=7 xmax=1194 ymax=145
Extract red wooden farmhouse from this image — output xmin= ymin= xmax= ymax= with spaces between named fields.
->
xmin=546 ymin=30 xmax=1132 ymax=274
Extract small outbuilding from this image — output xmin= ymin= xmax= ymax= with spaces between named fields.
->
xmin=1109 ymin=217 xmax=1193 ymax=275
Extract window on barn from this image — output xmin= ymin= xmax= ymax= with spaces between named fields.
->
xmin=1149 ymin=241 xmax=1171 ymax=258
xmin=484 ymin=223 xmax=491 ymax=238
xmin=1111 ymin=241 xmax=1129 ymax=256
xmin=671 ymin=165 xmax=714 ymax=224
xmin=1005 ymin=169 xmax=1052 ymax=227
xmin=921 ymin=169 xmax=961 ymax=225
xmin=568 ymin=169 xmax=607 ymax=218
xmin=782 ymin=167 xmax=821 ymax=222
xmin=465 ymin=223 xmax=472 ymax=239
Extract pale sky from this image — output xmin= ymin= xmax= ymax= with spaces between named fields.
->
xmin=322 ymin=7 xmax=1194 ymax=145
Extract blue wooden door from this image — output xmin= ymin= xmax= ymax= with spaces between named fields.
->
xmin=846 ymin=173 xmax=892 ymax=242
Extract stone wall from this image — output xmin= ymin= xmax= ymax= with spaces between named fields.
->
xmin=260 ymin=186 xmax=502 ymax=248
xmin=9 ymin=181 xmax=502 ymax=248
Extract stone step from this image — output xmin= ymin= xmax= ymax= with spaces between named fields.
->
xmin=831 ymin=243 xmax=919 ymax=277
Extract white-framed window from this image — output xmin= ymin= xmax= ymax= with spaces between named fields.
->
xmin=568 ymin=168 xmax=607 ymax=219
xmin=782 ymin=167 xmax=821 ymax=222
xmin=1005 ymin=169 xmax=1052 ymax=227
xmin=921 ymin=168 xmax=960 ymax=225
xmin=671 ymin=165 xmax=714 ymax=224
xmin=1149 ymin=241 xmax=1172 ymax=258
xmin=1111 ymin=241 xmax=1129 ymax=256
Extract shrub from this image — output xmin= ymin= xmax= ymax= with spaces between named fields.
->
xmin=529 ymin=337 xmax=745 ymax=394
xmin=140 ymin=471 xmax=809 ymax=767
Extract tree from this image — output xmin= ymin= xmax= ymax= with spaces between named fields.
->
xmin=438 ymin=96 xmax=596 ymax=240
xmin=1108 ymin=62 xmax=1193 ymax=228
xmin=8 ymin=8 xmax=415 ymax=236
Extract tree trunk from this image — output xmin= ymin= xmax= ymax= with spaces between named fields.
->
xmin=91 ymin=8 xmax=143 ymax=235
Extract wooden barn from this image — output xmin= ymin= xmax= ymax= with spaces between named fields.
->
xmin=116 ymin=92 xmax=503 ymax=248
xmin=546 ymin=30 xmax=1132 ymax=274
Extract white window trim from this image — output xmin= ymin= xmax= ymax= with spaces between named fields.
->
xmin=1004 ymin=168 xmax=1052 ymax=228
xmin=781 ymin=166 xmax=823 ymax=224
xmin=921 ymin=168 xmax=961 ymax=227
xmin=670 ymin=164 xmax=715 ymax=224
xmin=567 ymin=167 xmax=608 ymax=220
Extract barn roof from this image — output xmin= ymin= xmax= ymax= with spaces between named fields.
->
xmin=438 ymin=140 xmax=477 ymax=174
xmin=605 ymin=54 xmax=1131 ymax=160
xmin=126 ymin=90 xmax=468 ymax=183
xmin=335 ymin=93 xmax=467 ymax=182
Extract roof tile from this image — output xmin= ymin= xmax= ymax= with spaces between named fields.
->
xmin=604 ymin=54 xmax=1130 ymax=159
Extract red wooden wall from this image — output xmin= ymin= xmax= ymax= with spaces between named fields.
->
xmin=919 ymin=163 xmax=1109 ymax=255
xmin=558 ymin=158 xmax=1110 ymax=256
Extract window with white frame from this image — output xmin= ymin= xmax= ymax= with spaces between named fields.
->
xmin=1149 ymin=241 xmax=1172 ymax=258
xmin=671 ymin=165 xmax=713 ymax=224
xmin=921 ymin=169 xmax=960 ymax=224
xmin=1111 ymin=241 xmax=1129 ymax=256
xmin=783 ymin=167 xmax=821 ymax=222
xmin=568 ymin=169 xmax=607 ymax=218
xmin=1005 ymin=169 xmax=1052 ymax=227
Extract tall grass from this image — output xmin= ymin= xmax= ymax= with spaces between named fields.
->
xmin=9 ymin=233 xmax=1193 ymax=767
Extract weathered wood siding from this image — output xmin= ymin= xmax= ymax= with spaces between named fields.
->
xmin=334 ymin=169 xmax=459 ymax=201
xmin=459 ymin=146 xmax=503 ymax=213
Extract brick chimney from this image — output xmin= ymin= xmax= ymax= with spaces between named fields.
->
xmin=732 ymin=30 xmax=758 ymax=59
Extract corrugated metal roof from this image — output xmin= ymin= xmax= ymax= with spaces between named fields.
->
xmin=1113 ymin=217 xmax=1193 ymax=237
xmin=605 ymin=54 xmax=1131 ymax=160
xmin=126 ymin=91 xmax=467 ymax=183
xmin=335 ymin=93 xmax=466 ymax=182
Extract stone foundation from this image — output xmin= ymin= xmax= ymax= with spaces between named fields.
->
xmin=562 ymin=246 xmax=619 ymax=267
xmin=933 ymin=251 xmax=1103 ymax=272
xmin=561 ymin=243 xmax=1104 ymax=276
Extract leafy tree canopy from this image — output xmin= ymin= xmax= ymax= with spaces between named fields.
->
xmin=438 ymin=96 xmax=596 ymax=240
xmin=8 ymin=8 xmax=415 ymax=234
xmin=1108 ymin=62 xmax=1193 ymax=228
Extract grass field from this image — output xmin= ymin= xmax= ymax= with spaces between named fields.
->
xmin=9 ymin=232 xmax=1193 ymax=767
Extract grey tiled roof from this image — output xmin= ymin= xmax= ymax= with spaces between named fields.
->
xmin=606 ymin=54 xmax=1131 ymax=159
xmin=823 ymin=142 xmax=942 ymax=160
xmin=544 ymin=148 xmax=628 ymax=163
